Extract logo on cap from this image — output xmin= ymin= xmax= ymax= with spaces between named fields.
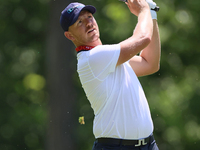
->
xmin=67 ymin=5 xmax=84 ymax=14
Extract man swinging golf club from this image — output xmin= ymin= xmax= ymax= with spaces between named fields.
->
xmin=60 ymin=0 xmax=161 ymax=149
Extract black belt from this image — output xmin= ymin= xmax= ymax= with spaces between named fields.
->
xmin=96 ymin=134 xmax=154 ymax=147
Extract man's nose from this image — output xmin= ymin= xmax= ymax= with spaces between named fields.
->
xmin=85 ymin=18 xmax=93 ymax=26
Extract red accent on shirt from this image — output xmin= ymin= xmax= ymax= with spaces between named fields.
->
xmin=75 ymin=46 xmax=95 ymax=53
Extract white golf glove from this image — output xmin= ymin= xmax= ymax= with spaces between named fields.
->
xmin=146 ymin=0 xmax=157 ymax=20
xmin=146 ymin=0 xmax=157 ymax=9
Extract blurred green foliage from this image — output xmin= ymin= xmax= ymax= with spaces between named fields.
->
xmin=1 ymin=0 xmax=200 ymax=150
xmin=0 ymin=0 xmax=49 ymax=149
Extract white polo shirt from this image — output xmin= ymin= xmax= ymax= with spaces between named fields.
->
xmin=77 ymin=44 xmax=153 ymax=140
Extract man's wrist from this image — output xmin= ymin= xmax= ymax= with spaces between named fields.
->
xmin=150 ymin=9 xmax=157 ymax=20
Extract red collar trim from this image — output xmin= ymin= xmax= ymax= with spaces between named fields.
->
xmin=75 ymin=46 xmax=95 ymax=53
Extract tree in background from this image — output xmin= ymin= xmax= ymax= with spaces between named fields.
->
xmin=45 ymin=0 xmax=78 ymax=149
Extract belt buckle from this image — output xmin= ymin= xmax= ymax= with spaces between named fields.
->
xmin=135 ymin=139 xmax=147 ymax=147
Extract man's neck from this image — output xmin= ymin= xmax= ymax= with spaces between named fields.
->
xmin=75 ymin=39 xmax=102 ymax=48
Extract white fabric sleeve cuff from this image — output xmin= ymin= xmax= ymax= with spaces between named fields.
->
xmin=150 ymin=10 xmax=157 ymax=20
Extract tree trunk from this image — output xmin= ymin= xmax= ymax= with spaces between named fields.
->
xmin=45 ymin=0 xmax=77 ymax=149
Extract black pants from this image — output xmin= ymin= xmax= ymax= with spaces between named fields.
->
xmin=92 ymin=135 xmax=159 ymax=150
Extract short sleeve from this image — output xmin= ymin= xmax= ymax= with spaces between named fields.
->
xmin=88 ymin=44 xmax=120 ymax=80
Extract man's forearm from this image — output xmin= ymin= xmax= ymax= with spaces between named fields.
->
xmin=117 ymin=7 xmax=153 ymax=66
xmin=134 ymin=9 xmax=153 ymax=42
xmin=140 ymin=19 xmax=161 ymax=72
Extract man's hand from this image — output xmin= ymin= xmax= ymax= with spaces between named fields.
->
xmin=126 ymin=0 xmax=150 ymax=16
xmin=146 ymin=0 xmax=157 ymax=9
xmin=146 ymin=0 xmax=158 ymax=19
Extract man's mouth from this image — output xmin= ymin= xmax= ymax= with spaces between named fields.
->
xmin=88 ymin=29 xmax=95 ymax=34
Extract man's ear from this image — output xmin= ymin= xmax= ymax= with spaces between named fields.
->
xmin=64 ymin=31 xmax=75 ymax=41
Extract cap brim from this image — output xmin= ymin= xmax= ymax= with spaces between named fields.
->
xmin=82 ymin=5 xmax=96 ymax=14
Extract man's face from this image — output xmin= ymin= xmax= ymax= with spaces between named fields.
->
xmin=67 ymin=10 xmax=100 ymax=46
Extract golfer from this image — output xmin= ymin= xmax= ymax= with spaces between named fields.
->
xmin=60 ymin=0 xmax=161 ymax=149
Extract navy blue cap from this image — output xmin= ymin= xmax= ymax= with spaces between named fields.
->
xmin=60 ymin=2 xmax=96 ymax=31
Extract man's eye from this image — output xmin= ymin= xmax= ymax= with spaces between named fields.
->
xmin=78 ymin=20 xmax=82 ymax=24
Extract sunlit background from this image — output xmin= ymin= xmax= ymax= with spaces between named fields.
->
xmin=0 ymin=0 xmax=200 ymax=150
